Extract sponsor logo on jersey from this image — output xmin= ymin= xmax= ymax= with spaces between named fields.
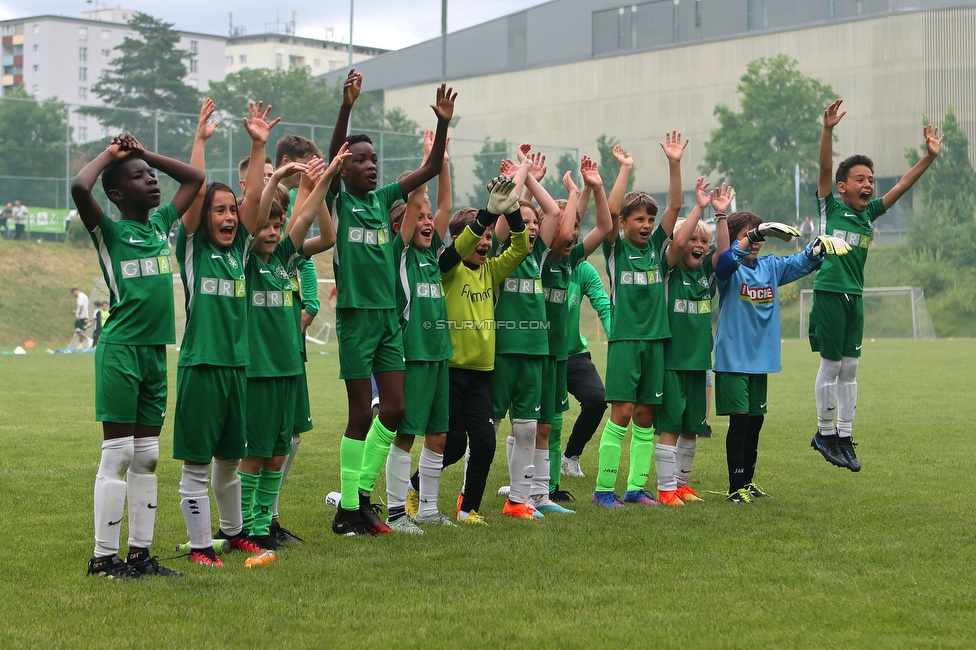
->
xmin=673 ymin=299 xmax=711 ymax=314
xmin=201 ymin=277 xmax=247 ymax=299
xmin=273 ymin=265 xmax=289 ymax=280
xmin=128 ymin=237 xmax=145 ymax=244
xmin=414 ymin=282 xmax=442 ymax=299
xmin=502 ymin=277 xmax=543 ymax=294
xmin=831 ymin=229 xmax=870 ymax=249
xmin=251 ymin=290 xmax=294 ymax=308
xmin=121 ymin=255 xmax=173 ymax=279
xmin=569 ymin=293 xmax=580 ymax=308
xmin=347 ymin=226 xmax=389 ymax=245
xmin=739 ymin=283 xmax=774 ymax=305
xmin=543 ymin=287 xmax=567 ymax=304
xmin=460 ymin=284 xmax=492 ymax=302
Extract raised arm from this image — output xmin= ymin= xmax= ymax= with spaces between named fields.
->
xmin=579 ymin=155 xmax=613 ymax=256
xmin=607 ymin=143 xmax=633 ymax=220
xmin=182 ymin=98 xmax=221 ymax=233
xmin=293 ymin=148 xmax=349 ymax=254
xmin=399 ymin=83 xmax=457 ymax=196
xmin=883 ymin=123 xmax=943 ymax=210
xmin=659 ymin=130 xmax=689 ymax=236
xmin=433 ymin=130 xmax=453 ymax=241
xmin=709 ymin=183 xmax=735 ymax=268
xmin=328 ymin=69 xmax=361 ymax=194
xmin=549 ymin=171 xmax=578 ymax=256
xmin=255 ymin=161 xmax=307 ymax=243
xmin=491 ymin=157 xmax=531 ymax=244
xmin=819 ymin=99 xmax=845 ymax=199
xmin=668 ymin=177 xmax=710 ymax=267
xmin=239 ymin=101 xmax=282 ymax=235
xmin=71 ymin=138 xmax=130 ymax=231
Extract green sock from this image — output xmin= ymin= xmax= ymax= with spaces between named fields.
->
xmin=627 ymin=425 xmax=655 ymax=492
xmin=251 ymin=469 xmax=283 ymax=537
xmin=358 ymin=417 xmax=396 ymax=494
xmin=549 ymin=413 xmax=563 ymax=492
xmin=596 ymin=420 xmax=627 ymax=492
xmin=339 ymin=436 xmax=366 ymax=511
xmin=238 ymin=471 xmax=259 ymax=534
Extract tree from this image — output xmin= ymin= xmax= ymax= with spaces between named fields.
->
xmin=699 ymin=55 xmax=836 ymax=220
xmin=79 ymin=12 xmax=199 ymax=158
xmin=540 ymin=151 xmax=578 ymax=200
xmin=467 ymin=138 xmax=509 ymax=205
xmin=377 ymin=107 xmax=422 ymax=185
xmin=0 ymin=87 xmax=67 ymax=178
xmin=904 ymin=106 xmax=976 ymax=263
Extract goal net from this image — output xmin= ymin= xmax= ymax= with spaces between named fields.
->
xmin=798 ymin=287 xmax=936 ymax=340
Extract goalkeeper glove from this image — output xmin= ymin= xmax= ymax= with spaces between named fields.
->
xmin=809 ymin=234 xmax=852 ymax=257
xmin=486 ymin=175 xmax=519 ymax=215
xmin=746 ymin=222 xmax=802 ymax=243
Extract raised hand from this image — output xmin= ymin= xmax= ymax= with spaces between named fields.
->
xmin=529 ymin=152 xmax=547 ymax=182
xmin=343 ymin=69 xmax=363 ymax=107
xmin=243 ymin=101 xmax=281 ymax=144
xmin=824 ymin=99 xmax=846 ymax=129
xmin=660 ymin=130 xmax=689 ymax=163
xmin=516 ymin=143 xmax=532 ymax=164
xmin=924 ymin=123 xmax=944 ymax=157
xmin=486 ymin=176 xmax=519 ymax=215
xmin=430 ymin=83 xmax=457 ymax=123
xmin=196 ymin=97 xmax=220 ymax=141
xmin=710 ymin=183 xmax=735 ymax=214
xmin=694 ymin=177 xmax=713 ymax=209
xmin=424 ymin=128 xmax=450 ymax=163
xmin=612 ymin=144 xmax=633 ymax=168
xmin=301 ymin=158 xmax=328 ymax=186
xmin=276 ymin=161 xmax=310 ymax=184
xmin=580 ymin=155 xmax=603 ymax=188
xmin=563 ymin=170 xmax=579 ymax=194
xmin=325 ymin=141 xmax=352 ymax=178
xmin=499 ymin=158 xmax=519 ymax=177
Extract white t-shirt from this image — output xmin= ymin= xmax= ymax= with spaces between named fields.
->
xmin=13 ymin=205 xmax=27 ymax=225
xmin=75 ymin=292 xmax=90 ymax=320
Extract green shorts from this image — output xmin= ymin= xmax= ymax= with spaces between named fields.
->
xmin=335 ymin=307 xmax=405 ymax=380
xmin=246 ymin=375 xmax=296 ymax=458
xmin=292 ymin=365 xmax=312 ymax=435
xmin=493 ymin=354 xmax=544 ymax=421
xmin=714 ymin=372 xmax=768 ymax=416
xmin=94 ymin=343 xmax=167 ymax=426
xmin=400 ymin=360 xmax=450 ymax=435
xmin=604 ymin=340 xmax=665 ymax=405
xmin=809 ymin=290 xmax=864 ymax=361
xmin=653 ymin=369 xmax=708 ymax=435
xmin=173 ymin=365 xmax=247 ymax=463
xmin=539 ymin=357 xmax=569 ymax=425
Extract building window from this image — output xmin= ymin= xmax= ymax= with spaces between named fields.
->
xmin=239 ymin=54 xmax=247 ymax=64
xmin=101 ymin=49 xmax=111 ymax=59
xmin=32 ymin=44 xmax=39 ymax=53
xmin=79 ymin=47 xmax=87 ymax=62
xmin=79 ymin=126 xmax=87 ymax=141
xmin=189 ymin=39 xmax=198 ymax=54
xmin=226 ymin=55 xmax=233 ymax=65
xmin=33 ymin=24 xmax=40 ymax=34
xmin=189 ymin=58 xmax=198 ymax=73
xmin=275 ymin=53 xmax=283 ymax=69
xmin=79 ymin=86 xmax=87 ymax=101
xmin=32 ymin=64 xmax=39 ymax=74
xmin=79 ymin=27 xmax=88 ymax=41
xmin=79 ymin=67 xmax=87 ymax=82
xmin=101 ymin=30 xmax=111 ymax=40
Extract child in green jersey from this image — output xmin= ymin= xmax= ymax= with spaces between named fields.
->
xmin=325 ymin=69 xmax=457 ymax=536
xmin=239 ymin=150 xmax=345 ymax=549
xmin=72 ymin=131 xmax=205 ymax=580
xmin=810 ymin=99 xmax=942 ymax=472
xmin=173 ymin=99 xmax=283 ymax=565
xmin=592 ymin=134 xmax=686 ymax=508
xmin=653 ymin=178 xmax=731 ymax=506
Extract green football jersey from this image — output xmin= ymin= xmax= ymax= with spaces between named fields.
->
xmin=661 ymin=254 xmax=714 ymax=371
xmin=176 ymin=222 xmax=251 ymax=367
xmin=813 ymin=192 xmax=884 ymax=295
xmin=602 ymin=228 xmax=670 ymax=342
xmin=89 ymin=202 xmax=178 ymax=345
xmin=494 ymin=237 xmax=548 ymax=356
xmin=395 ymin=231 xmax=452 ymax=362
xmin=328 ymin=182 xmax=404 ymax=310
xmin=542 ymin=242 xmax=585 ymax=360
xmin=246 ymin=236 xmax=303 ymax=377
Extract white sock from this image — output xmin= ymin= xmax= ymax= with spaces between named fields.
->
xmin=837 ymin=356 xmax=859 ymax=437
xmin=654 ymin=443 xmax=678 ymax=492
xmin=93 ymin=436 xmax=133 ymax=558
xmin=418 ymin=446 xmax=444 ymax=518
xmin=273 ymin=435 xmax=301 ymax=519
xmin=815 ymin=358 xmax=842 ymax=434
xmin=506 ymin=435 xmax=515 ymax=466
xmin=179 ymin=463 xmax=212 ymax=550
xmin=675 ymin=437 xmax=697 ymax=488
xmin=508 ymin=419 xmax=536 ymax=504
xmin=211 ymin=458 xmax=242 ymax=536
xmin=385 ymin=445 xmax=412 ymax=509
xmin=530 ymin=448 xmax=550 ymax=498
xmin=126 ymin=437 xmax=159 ymax=550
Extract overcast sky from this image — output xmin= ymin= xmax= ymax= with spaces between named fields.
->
xmin=0 ymin=1 xmax=553 ymax=50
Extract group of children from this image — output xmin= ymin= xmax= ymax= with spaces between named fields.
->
xmin=74 ymin=71 xmax=942 ymax=578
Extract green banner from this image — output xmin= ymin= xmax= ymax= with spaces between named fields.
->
xmin=22 ymin=207 xmax=73 ymax=234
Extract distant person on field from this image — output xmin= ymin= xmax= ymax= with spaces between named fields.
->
xmin=71 ymin=287 xmax=91 ymax=350
xmin=809 ymin=99 xmax=942 ymax=473
xmin=800 ymin=216 xmax=815 ymax=247
xmin=91 ymin=300 xmax=109 ymax=348
xmin=71 ymin=130 xmax=204 ymax=581
xmin=12 ymin=200 xmax=27 ymax=240
xmin=0 ymin=202 xmax=12 ymax=239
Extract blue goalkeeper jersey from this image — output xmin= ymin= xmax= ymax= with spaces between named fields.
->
xmin=713 ymin=242 xmax=820 ymax=374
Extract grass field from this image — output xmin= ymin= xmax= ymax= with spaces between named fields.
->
xmin=2 ymin=338 xmax=975 ymax=648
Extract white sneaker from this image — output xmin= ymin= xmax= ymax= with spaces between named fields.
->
xmin=386 ymin=515 xmax=424 ymax=535
xmin=561 ymin=454 xmax=584 ymax=477
xmin=497 ymin=485 xmax=511 ymax=498
xmin=414 ymin=511 xmax=456 ymax=527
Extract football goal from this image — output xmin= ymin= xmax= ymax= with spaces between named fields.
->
xmin=798 ymin=287 xmax=936 ymax=340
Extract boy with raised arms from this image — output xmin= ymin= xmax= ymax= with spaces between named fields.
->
xmin=73 ymin=132 xmax=204 ymax=580
xmin=326 ymin=69 xmax=456 ymax=536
